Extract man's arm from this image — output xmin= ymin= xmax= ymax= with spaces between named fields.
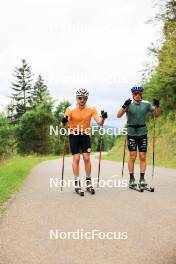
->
xmin=94 ymin=115 xmax=104 ymax=125
xmin=153 ymin=99 xmax=161 ymax=117
xmin=117 ymin=99 xmax=131 ymax=118
xmin=117 ymin=107 xmax=126 ymax=118
xmin=153 ymin=107 xmax=161 ymax=117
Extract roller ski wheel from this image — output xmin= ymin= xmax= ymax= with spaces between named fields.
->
xmin=138 ymin=184 xmax=144 ymax=192
xmin=86 ymin=186 xmax=95 ymax=195
xmin=129 ymin=179 xmax=143 ymax=192
xmin=144 ymin=186 xmax=155 ymax=192
xmin=129 ymin=184 xmax=144 ymax=192
xmin=75 ymin=187 xmax=84 ymax=196
xmin=138 ymin=180 xmax=146 ymax=192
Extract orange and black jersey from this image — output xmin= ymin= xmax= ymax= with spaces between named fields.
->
xmin=65 ymin=104 xmax=99 ymax=132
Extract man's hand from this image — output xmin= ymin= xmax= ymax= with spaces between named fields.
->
xmin=101 ymin=110 xmax=108 ymax=120
xmin=122 ymin=99 xmax=132 ymax=109
xmin=153 ymin=99 xmax=160 ymax=107
xmin=61 ymin=116 xmax=68 ymax=125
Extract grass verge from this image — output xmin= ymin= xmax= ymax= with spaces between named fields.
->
xmin=0 ymin=155 xmax=58 ymax=213
xmin=103 ymin=115 xmax=176 ymax=169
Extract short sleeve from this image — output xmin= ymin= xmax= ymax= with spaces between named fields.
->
xmin=148 ymin=102 xmax=155 ymax=113
xmin=125 ymin=105 xmax=130 ymax=115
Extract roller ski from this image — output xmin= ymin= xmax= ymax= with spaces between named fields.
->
xmin=138 ymin=179 xmax=149 ymax=192
xmin=86 ymin=177 xmax=95 ymax=195
xmin=74 ymin=180 xmax=84 ymax=196
xmin=144 ymin=186 xmax=155 ymax=192
xmin=140 ymin=179 xmax=154 ymax=192
xmin=129 ymin=179 xmax=144 ymax=192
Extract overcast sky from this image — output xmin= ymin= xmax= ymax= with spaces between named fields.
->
xmin=0 ymin=0 xmax=161 ymax=126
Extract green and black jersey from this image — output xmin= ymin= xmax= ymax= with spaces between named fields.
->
xmin=125 ymin=100 xmax=155 ymax=136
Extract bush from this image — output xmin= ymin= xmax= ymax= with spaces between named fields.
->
xmin=17 ymin=100 xmax=56 ymax=154
xmin=0 ymin=115 xmax=16 ymax=159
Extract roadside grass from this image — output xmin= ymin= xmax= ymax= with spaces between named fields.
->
xmin=0 ymin=155 xmax=58 ymax=213
xmin=103 ymin=115 xmax=176 ymax=169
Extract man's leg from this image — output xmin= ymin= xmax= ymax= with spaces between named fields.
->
xmin=81 ymin=134 xmax=92 ymax=185
xmin=69 ymin=134 xmax=81 ymax=188
xmin=82 ymin=152 xmax=92 ymax=185
xmin=128 ymin=151 xmax=137 ymax=180
xmin=139 ymin=152 xmax=147 ymax=181
xmin=72 ymin=153 xmax=80 ymax=187
xmin=127 ymin=135 xmax=137 ymax=182
xmin=138 ymin=135 xmax=148 ymax=182
xmin=83 ymin=152 xmax=91 ymax=176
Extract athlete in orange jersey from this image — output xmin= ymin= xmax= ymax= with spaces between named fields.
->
xmin=61 ymin=88 xmax=108 ymax=192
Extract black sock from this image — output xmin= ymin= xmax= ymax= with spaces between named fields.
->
xmin=140 ymin=173 xmax=145 ymax=180
xmin=130 ymin=173 xmax=134 ymax=180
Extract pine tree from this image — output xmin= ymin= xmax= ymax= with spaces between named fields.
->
xmin=32 ymin=74 xmax=49 ymax=105
xmin=11 ymin=59 xmax=33 ymax=120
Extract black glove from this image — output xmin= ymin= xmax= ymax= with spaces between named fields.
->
xmin=61 ymin=116 xmax=68 ymax=125
xmin=153 ymin=99 xmax=160 ymax=107
xmin=101 ymin=110 xmax=108 ymax=119
xmin=122 ymin=99 xmax=132 ymax=109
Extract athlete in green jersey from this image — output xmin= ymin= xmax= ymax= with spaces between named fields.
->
xmin=117 ymin=86 xmax=161 ymax=186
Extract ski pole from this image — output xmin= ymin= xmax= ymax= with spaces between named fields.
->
xmin=61 ymin=135 xmax=66 ymax=191
xmin=60 ymin=116 xmax=68 ymax=191
xmin=97 ymin=125 xmax=103 ymax=188
xmin=97 ymin=110 xmax=108 ymax=188
xmin=152 ymin=115 xmax=156 ymax=180
xmin=122 ymin=136 xmax=127 ymax=178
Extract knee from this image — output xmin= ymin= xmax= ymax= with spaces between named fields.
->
xmin=73 ymin=155 xmax=80 ymax=164
xmin=130 ymin=153 xmax=137 ymax=162
xmin=83 ymin=155 xmax=90 ymax=163
xmin=139 ymin=153 xmax=146 ymax=162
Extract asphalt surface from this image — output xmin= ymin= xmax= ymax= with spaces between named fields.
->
xmin=0 ymin=157 xmax=176 ymax=264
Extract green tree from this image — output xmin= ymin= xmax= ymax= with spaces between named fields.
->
xmin=0 ymin=115 xmax=16 ymax=159
xmin=32 ymin=74 xmax=49 ymax=106
xmin=91 ymin=130 xmax=115 ymax=152
xmin=11 ymin=59 xmax=33 ymax=121
xmin=143 ymin=0 xmax=176 ymax=111
xmin=54 ymin=101 xmax=71 ymax=155
xmin=17 ymin=96 xmax=56 ymax=154
xmin=55 ymin=101 xmax=71 ymax=123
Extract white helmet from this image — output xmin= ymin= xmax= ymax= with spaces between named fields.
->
xmin=76 ymin=88 xmax=89 ymax=97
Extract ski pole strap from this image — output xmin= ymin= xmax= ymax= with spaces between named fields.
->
xmin=127 ymin=124 xmax=146 ymax=128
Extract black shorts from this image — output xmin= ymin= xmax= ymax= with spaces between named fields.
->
xmin=127 ymin=134 xmax=148 ymax=152
xmin=69 ymin=134 xmax=91 ymax=155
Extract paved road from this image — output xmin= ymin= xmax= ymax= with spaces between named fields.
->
xmin=0 ymin=157 xmax=176 ymax=264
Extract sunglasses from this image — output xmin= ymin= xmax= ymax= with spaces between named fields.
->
xmin=77 ymin=97 xmax=88 ymax=101
xmin=133 ymin=92 xmax=142 ymax=96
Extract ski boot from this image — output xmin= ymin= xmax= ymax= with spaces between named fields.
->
xmin=86 ymin=177 xmax=95 ymax=195
xmin=129 ymin=178 xmax=137 ymax=188
xmin=140 ymin=179 xmax=154 ymax=192
xmin=74 ymin=180 xmax=84 ymax=196
xmin=139 ymin=179 xmax=148 ymax=188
